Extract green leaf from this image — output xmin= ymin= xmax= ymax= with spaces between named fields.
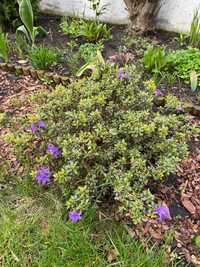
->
xmin=18 ymin=0 xmax=33 ymax=40
xmin=16 ymin=25 xmax=31 ymax=43
xmin=190 ymin=70 xmax=198 ymax=92
xmin=76 ymin=62 xmax=95 ymax=77
xmin=0 ymin=32 xmax=9 ymax=62
xmin=33 ymin=26 xmax=47 ymax=40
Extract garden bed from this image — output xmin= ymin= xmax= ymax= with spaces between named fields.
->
xmin=1 ymin=12 xmax=200 ymax=267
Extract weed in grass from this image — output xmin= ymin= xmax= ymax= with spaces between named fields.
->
xmin=0 ymin=112 xmax=7 ymax=126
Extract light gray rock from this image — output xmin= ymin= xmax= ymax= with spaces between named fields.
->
xmin=40 ymin=0 xmax=200 ymax=33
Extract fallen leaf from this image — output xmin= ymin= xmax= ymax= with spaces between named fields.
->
xmin=181 ymin=198 xmax=196 ymax=214
xmin=107 ymin=249 xmax=119 ymax=263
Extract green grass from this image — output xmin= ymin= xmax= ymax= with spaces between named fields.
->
xmin=0 ymin=182 xmax=182 ymax=267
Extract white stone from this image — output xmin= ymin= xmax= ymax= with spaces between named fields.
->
xmin=40 ymin=0 xmax=200 ymax=33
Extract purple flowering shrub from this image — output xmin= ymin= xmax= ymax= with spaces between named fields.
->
xmin=9 ymin=65 xmax=195 ymax=223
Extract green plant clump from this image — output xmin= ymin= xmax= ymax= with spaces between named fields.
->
xmin=189 ymin=8 xmax=200 ymax=47
xmin=29 ymin=46 xmax=58 ymax=70
xmin=0 ymin=31 xmax=9 ymax=62
xmin=169 ymin=48 xmax=200 ymax=83
xmin=10 ymin=65 xmax=194 ymax=224
xmin=61 ymin=18 xmax=110 ymax=42
xmin=79 ymin=42 xmax=104 ymax=62
xmin=143 ymin=46 xmax=169 ymax=75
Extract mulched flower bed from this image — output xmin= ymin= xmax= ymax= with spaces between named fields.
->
xmin=0 ymin=70 xmax=50 ymax=174
xmin=124 ymin=117 xmax=200 ymax=266
xmin=0 ymin=65 xmax=200 ymax=266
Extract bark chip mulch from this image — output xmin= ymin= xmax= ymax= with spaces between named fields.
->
xmin=0 ymin=70 xmax=49 ymax=173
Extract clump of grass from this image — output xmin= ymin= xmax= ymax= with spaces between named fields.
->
xmin=29 ymin=46 xmax=58 ymax=70
xmin=189 ymin=8 xmax=200 ymax=47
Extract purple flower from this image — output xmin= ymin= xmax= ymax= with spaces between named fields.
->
xmin=38 ymin=120 xmax=46 ymax=129
xmin=117 ymin=69 xmax=123 ymax=80
xmin=117 ymin=69 xmax=129 ymax=81
xmin=155 ymin=205 xmax=171 ymax=222
xmin=35 ymin=167 xmax=51 ymax=185
xmin=69 ymin=211 xmax=82 ymax=223
xmin=31 ymin=120 xmax=46 ymax=135
xmin=176 ymin=107 xmax=184 ymax=114
xmin=124 ymin=70 xmax=129 ymax=80
xmin=155 ymin=87 xmax=162 ymax=97
xmin=31 ymin=123 xmax=38 ymax=134
xmin=47 ymin=143 xmax=60 ymax=158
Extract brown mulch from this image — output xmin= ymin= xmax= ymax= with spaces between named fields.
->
xmin=0 ymin=70 xmax=50 ymax=173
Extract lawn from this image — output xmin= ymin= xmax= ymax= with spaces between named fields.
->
xmin=0 ymin=181 xmax=181 ymax=267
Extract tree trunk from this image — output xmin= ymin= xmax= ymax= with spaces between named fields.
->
xmin=123 ymin=0 xmax=160 ymax=34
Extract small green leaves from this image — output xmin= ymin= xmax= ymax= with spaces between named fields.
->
xmin=11 ymin=65 xmax=195 ymax=224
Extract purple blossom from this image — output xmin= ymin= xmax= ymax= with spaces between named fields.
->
xmin=35 ymin=167 xmax=51 ymax=185
xmin=176 ymin=107 xmax=184 ymax=114
xmin=155 ymin=87 xmax=162 ymax=97
xmin=155 ymin=205 xmax=171 ymax=222
xmin=124 ymin=70 xmax=129 ymax=80
xmin=47 ymin=143 xmax=60 ymax=158
xmin=31 ymin=120 xmax=46 ymax=135
xmin=38 ymin=120 xmax=46 ymax=129
xmin=31 ymin=123 xmax=38 ymax=134
xmin=117 ymin=69 xmax=129 ymax=81
xmin=69 ymin=211 xmax=82 ymax=223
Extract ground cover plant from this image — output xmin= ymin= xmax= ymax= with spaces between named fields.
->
xmin=7 ymin=64 xmax=196 ymax=225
